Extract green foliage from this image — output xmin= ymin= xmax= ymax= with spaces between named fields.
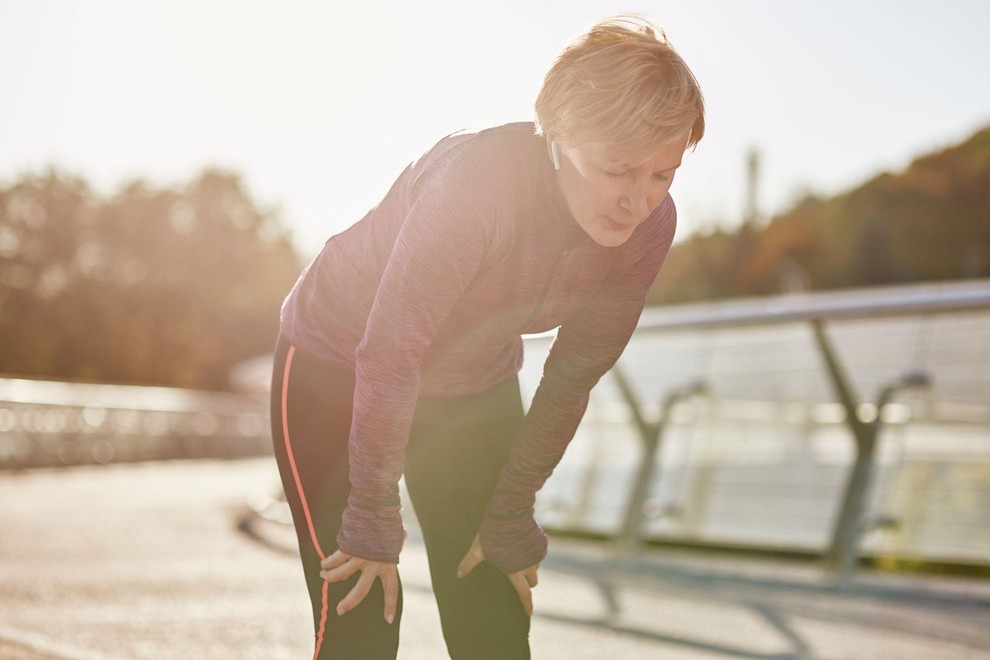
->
xmin=648 ymin=125 xmax=990 ymax=305
xmin=0 ymin=168 xmax=301 ymax=389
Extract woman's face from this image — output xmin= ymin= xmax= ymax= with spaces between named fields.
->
xmin=554 ymin=131 xmax=690 ymax=247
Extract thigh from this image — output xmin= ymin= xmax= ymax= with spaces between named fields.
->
xmin=271 ymin=334 xmax=402 ymax=659
xmin=404 ymin=376 xmax=531 ymax=660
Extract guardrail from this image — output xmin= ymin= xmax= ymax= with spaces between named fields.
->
xmin=0 ymin=379 xmax=271 ymax=467
xmin=528 ymin=279 xmax=990 ymax=580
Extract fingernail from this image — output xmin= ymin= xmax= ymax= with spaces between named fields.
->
xmin=456 ymin=570 xmax=464 ymax=579
xmin=386 ymin=613 xmax=395 ymax=624
xmin=336 ymin=606 xmax=345 ymax=616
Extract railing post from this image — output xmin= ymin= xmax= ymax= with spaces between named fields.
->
xmin=613 ymin=364 xmax=705 ymax=550
xmin=811 ymin=320 xmax=930 ymax=583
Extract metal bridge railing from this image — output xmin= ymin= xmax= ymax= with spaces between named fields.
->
xmin=0 ymin=379 xmax=271 ymax=468
xmin=528 ymin=279 xmax=990 ymax=581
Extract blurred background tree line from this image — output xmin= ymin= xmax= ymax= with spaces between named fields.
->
xmin=0 ymin=169 xmax=300 ymax=390
xmin=648 ymin=124 xmax=990 ymax=305
xmin=0 ymin=125 xmax=986 ymax=390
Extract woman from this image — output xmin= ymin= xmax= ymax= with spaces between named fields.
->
xmin=271 ymin=16 xmax=704 ymax=659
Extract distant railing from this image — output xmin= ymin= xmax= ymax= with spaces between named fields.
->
xmin=0 ymin=379 xmax=271 ymax=467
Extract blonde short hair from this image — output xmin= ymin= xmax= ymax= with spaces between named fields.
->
xmin=535 ymin=16 xmax=705 ymax=156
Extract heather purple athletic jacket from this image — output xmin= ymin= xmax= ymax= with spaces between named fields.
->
xmin=280 ymin=122 xmax=677 ymax=573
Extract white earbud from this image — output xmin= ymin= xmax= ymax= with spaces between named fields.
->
xmin=551 ymin=139 xmax=561 ymax=171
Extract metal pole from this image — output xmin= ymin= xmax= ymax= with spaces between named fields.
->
xmin=613 ymin=364 xmax=705 ymax=550
xmin=812 ymin=319 xmax=875 ymax=581
xmin=812 ymin=320 xmax=931 ymax=582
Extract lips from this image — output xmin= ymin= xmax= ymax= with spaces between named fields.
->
xmin=605 ymin=216 xmax=634 ymax=231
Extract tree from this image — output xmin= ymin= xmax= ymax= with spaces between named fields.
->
xmin=647 ymin=124 xmax=990 ymax=305
xmin=0 ymin=168 xmax=301 ymax=390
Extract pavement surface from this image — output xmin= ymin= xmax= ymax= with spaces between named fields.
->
xmin=1 ymin=457 xmax=988 ymax=660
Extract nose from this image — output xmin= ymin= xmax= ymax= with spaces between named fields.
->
xmin=619 ymin=177 xmax=650 ymax=220
xmin=618 ymin=179 xmax=651 ymax=219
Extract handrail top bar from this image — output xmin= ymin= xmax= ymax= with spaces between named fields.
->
xmin=637 ymin=279 xmax=990 ymax=332
xmin=0 ymin=377 xmax=260 ymax=410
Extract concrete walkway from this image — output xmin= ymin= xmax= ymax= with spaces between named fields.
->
xmin=1 ymin=458 xmax=987 ymax=659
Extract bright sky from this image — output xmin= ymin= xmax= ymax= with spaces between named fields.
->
xmin=2 ymin=0 xmax=988 ymax=258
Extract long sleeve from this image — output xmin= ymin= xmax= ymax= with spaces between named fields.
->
xmin=336 ymin=146 xmax=509 ymax=563
xmin=478 ymin=198 xmax=677 ymax=573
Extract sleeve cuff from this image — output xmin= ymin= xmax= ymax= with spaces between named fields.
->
xmin=478 ymin=512 xmax=548 ymax=574
xmin=336 ymin=504 xmax=405 ymax=564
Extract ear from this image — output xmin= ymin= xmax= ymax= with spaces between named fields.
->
xmin=551 ymin=139 xmax=561 ymax=171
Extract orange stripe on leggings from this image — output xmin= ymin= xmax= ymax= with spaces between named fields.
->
xmin=281 ymin=344 xmax=330 ymax=658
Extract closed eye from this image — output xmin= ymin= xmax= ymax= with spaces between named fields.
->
xmin=603 ymin=168 xmax=673 ymax=182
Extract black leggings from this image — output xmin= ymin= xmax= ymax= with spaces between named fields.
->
xmin=270 ymin=333 xmax=531 ymax=659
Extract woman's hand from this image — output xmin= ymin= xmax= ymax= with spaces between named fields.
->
xmin=320 ymin=550 xmax=400 ymax=624
xmin=456 ymin=534 xmax=539 ymax=617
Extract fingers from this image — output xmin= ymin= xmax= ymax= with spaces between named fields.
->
xmin=336 ymin=569 xmax=375 ymax=617
xmin=383 ymin=567 xmax=399 ymax=625
xmin=456 ymin=534 xmax=485 ymax=579
xmin=320 ymin=550 xmax=349 ymax=571
xmin=322 ymin=556 xmax=400 ymax=624
xmin=456 ymin=552 xmax=483 ymax=579
xmin=320 ymin=554 xmax=360 ymax=584
xmin=455 ymin=534 xmax=539 ymax=616
xmin=510 ymin=564 xmax=539 ymax=616
xmin=508 ymin=571 xmax=534 ymax=617
xmin=524 ymin=565 xmax=538 ymax=588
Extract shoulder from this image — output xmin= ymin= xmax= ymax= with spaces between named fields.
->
xmin=410 ymin=123 xmax=545 ymax=199
xmin=396 ymin=124 xmax=547 ymax=250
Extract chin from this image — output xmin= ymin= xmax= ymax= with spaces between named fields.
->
xmin=590 ymin=230 xmax=635 ymax=248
